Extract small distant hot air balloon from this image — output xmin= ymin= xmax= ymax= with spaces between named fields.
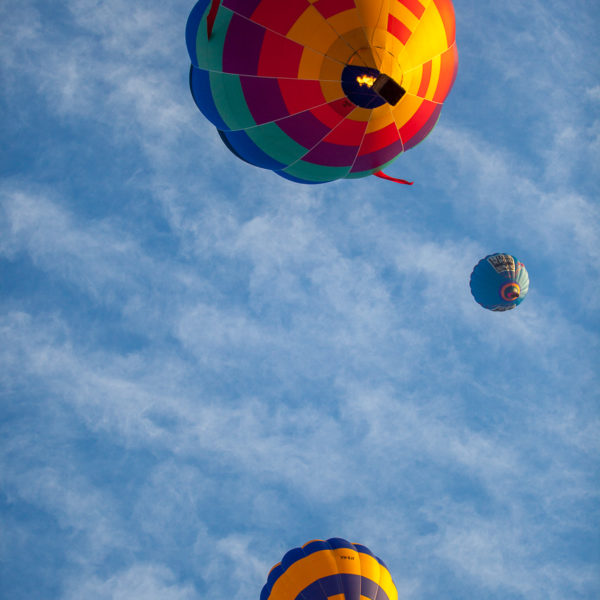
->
xmin=186 ymin=0 xmax=458 ymax=184
xmin=470 ymin=253 xmax=529 ymax=311
xmin=260 ymin=538 xmax=397 ymax=600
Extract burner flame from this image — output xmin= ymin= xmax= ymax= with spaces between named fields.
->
xmin=356 ymin=74 xmax=376 ymax=88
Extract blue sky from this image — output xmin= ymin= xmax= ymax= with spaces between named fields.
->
xmin=1 ymin=1 xmax=599 ymax=598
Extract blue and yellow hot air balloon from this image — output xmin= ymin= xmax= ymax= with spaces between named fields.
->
xmin=470 ymin=253 xmax=530 ymax=311
xmin=260 ymin=538 xmax=397 ymax=600
xmin=186 ymin=0 xmax=458 ymax=184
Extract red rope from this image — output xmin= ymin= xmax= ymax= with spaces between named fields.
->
xmin=207 ymin=0 xmax=220 ymax=39
xmin=373 ymin=171 xmax=413 ymax=185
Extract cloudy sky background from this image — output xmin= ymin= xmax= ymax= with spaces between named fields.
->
xmin=1 ymin=1 xmax=599 ymax=598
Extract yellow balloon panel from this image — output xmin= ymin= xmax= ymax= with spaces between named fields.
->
xmin=346 ymin=106 xmax=374 ymax=123
xmin=388 ymin=1 xmax=421 ymax=35
xmin=365 ymin=105 xmax=396 ymax=134
xmin=398 ymin=1 xmax=453 ymax=70
xmin=319 ymin=80 xmax=346 ymax=104
xmin=354 ymin=0 xmax=390 ymax=51
xmin=286 ymin=7 xmax=340 ymax=56
xmin=299 ymin=47 xmax=342 ymax=80
xmin=319 ymin=53 xmax=346 ymax=83
xmin=355 ymin=551 xmax=382 ymax=584
xmin=327 ymin=9 xmax=378 ymax=68
xmin=331 ymin=546 xmax=362 ymax=578
xmin=377 ymin=564 xmax=399 ymax=600
xmin=400 ymin=63 xmax=421 ymax=95
xmin=376 ymin=49 xmax=404 ymax=82
xmin=390 ymin=93 xmax=425 ymax=128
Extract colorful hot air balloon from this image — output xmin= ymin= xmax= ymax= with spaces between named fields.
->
xmin=470 ymin=253 xmax=530 ymax=311
xmin=260 ymin=538 xmax=397 ymax=600
xmin=186 ymin=0 xmax=458 ymax=184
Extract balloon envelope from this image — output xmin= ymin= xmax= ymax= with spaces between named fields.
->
xmin=186 ymin=0 xmax=458 ymax=183
xmin=260 ymin=538 xmax=397 ymax=600
xmin=470 ymin=253 xmax=530 ymax=311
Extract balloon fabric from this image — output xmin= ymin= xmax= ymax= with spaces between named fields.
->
xmin=470 ymin=253 xmax=530 ymax=311
xmin=186 ymin=0 xmax=458 ymax=183
xmin=260 ymin=538 xmax=398 ymax=600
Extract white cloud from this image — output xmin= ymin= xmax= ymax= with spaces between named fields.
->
xmin=586 ymin=86 xmax=600 ymax=102
xmin=63 ymin=565 xmax=197 ymax=600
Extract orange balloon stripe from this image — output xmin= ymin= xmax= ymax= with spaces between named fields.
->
xmin=397 ymin=0 xmax=426 ymax=19
xmin=432 ymin=0 xmax=456 ymax=45
xmin=432 ymin=43 xmax=458 ymax=103
xmin=417 ymin=60 xmax=432 ymax=97
xmin=387 ymin=13 xmax=412 ymax=44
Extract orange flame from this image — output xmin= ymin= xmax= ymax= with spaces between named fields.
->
xmin=356 ymin=74 xmax=376 ymax=88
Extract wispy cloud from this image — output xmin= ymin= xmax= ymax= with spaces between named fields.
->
xmin=63 ymin=565 xmax=198 ymax=600
xmin=1 ymin=1 xmax=598 ymax=599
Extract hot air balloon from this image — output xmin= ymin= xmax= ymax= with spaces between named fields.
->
xmin=186 ymin=0 xmax=458 ymax=184
xmin=260 ymin=538 xmax=397 ymax=600
xmin=470 ymin=254 xmax=530 ymax=311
